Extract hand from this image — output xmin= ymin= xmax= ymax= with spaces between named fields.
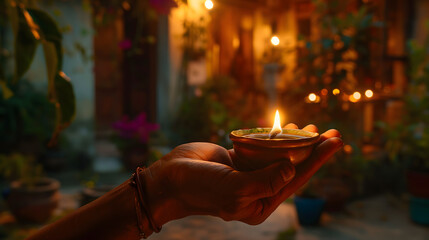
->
xmin=143 ymin=124 xmax=342 ymax=227
xmin=142 ymin=142 xmax=295 ymax=227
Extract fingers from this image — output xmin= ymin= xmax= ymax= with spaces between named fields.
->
xmin=302 ymin=124 xmax=318 ymax=133
xmin=268 ymin=137 xmax=343 ymax=207
xmin=227 ymin=149 xmax=238 ymax=166
xmin=284 ymin=123 xmax=298 ymax=129
xmin=238 ymin=137 xmax=343 ymax=225
xmin=284 ymin=123 xmax=318 ymax=133
xmin=318 ymin=129 xmax=341 ymax=143
xmin=236 ymin=161 xmax=295 ymax=199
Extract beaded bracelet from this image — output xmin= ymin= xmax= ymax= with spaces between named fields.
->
xmin=129 ymin=167 xmax=162 ymax=239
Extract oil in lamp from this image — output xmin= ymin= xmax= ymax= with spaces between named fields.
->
xmin=229 ymin=110 xmax=320 ymax=171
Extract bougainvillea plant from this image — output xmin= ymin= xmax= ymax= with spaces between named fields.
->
xmin=112 ymin=113 xmax=160 ymax=151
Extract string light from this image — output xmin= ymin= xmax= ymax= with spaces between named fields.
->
xmin=353 ymin=91 xmax=361 ymax=100
xmin=333 ymin=88 xmax=340 ymax=95
xmin=365 ymin=89 xmax=373 ymax=98
xmin=321 ymin=89 xmax=328 ymax=96
xmin=305 ymin=89 xmax=376 ymax=104
xmin=349 ymin=91 xmax=361 ymax=103
xmin=308 ymin=93 xmax=317 ymax=102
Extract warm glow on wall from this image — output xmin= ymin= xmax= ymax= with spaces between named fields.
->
xmin=365 ymin=89 xmax=374 ymax=98
xmin=205 ymin=0 xmax=213 ymax=10
xmin=271 ymin=36 xmax=280 ymax=46
xmin=233 ymin=37 xmax=240 ymax=49
xmin=333 ymin=88 xmax=340 ymax=95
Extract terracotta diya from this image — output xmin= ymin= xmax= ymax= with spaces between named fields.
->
xmin=229 ymin=110 xmax=320 ymax=171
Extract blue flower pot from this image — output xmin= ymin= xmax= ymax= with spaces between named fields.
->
xmin=410 ymin=196 xmax=429 ymax=225
xmin=294 ymin=196 xmax=325 ymax=226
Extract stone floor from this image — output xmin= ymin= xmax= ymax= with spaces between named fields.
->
xmin=52 ymin=190 xmax=429 ymax=240
xmin=150 ymin=203 xmax=296 ymax=240
xmin=148 ymin=195 xmax=429 ymax=240
xmin=2 ymin=189 xmax=428 ymax=240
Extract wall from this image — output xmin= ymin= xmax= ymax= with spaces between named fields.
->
xmin=156 ymin=0 xmax=210 ymax=139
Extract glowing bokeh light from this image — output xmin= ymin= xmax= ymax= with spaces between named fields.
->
xmin=333 ymin=88 xmax=340 ymax=95
xmin=308 ymin=93 xmax=317 ymax=102
xmin=344 ymin=144 xmax=353 ymax=154
xmin=353 ymin=91 xmax=361 ymax=100
xmin=271 ymin=36 xmax=280 ymax=46
xmin=365 ymin=89 xmax=374 ymax=98
xmin=321 ymin=89 xmax=328 ymax=95
xmin=205 ymin=0 xmax=213 ymax=10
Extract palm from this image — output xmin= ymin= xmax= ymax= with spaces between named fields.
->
xmin=155 ymin=143 xmax=243 ymax=219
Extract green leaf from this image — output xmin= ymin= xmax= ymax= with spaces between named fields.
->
xmin=0 ymin=80 xmax=13 ymax=99
xmin=49 ymin=72 xmax=75 ymax=146
xmin=27 ymin=8 xmax=63 ymax=70
xmin=25 ymin=8 xmax=76 ymax=142
xmin=42 ymin=41 xmax=58 ymax=101
xmin=26 ymin=8 xmax=70 ymax=118
xmin=55 ymin=72 xmax=75 ymax=125
xmin=6 ymin=1 xmax=18 ymax=37
xmin=14 ymin=6 xmax=39 ymax=82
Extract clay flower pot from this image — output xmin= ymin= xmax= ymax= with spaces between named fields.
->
xmin=406 ymin=170 xmax=429 ymax=198
xmin=6 ymin=178 xmax=60 ymax=223
xmin=409 ymin=196 xmax=429 ymax=225
xmin=294 ymin=196 xmax=325 ymax=226
xmin=80 ymin=185 xmax=115 ymax=207
xmin=230 ymin=128 xmax=319 ymax=171
xmin=406 ymin=169 xmax=429 ymax=225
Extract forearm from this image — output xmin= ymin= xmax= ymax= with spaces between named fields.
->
xmin=27 ymin=181 xmax=142 ymax=240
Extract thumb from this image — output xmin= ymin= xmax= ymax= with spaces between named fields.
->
xmin=238 ymin=161 xmax=295 ymax=199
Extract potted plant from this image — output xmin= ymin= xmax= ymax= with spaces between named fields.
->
xmin=78 ymin=174 xmax=114 ymax=207
xmin=294 ymin=179 xmax=326 ymax=226
xmin=403 ymin=32 xmax=429 ymax=225
xmin=316 ymin=147 xmax=365 ymax=211
xmin=0 ymin=153 xmax=60 ymax=223
xmin=0 ymin=79 xmax=55 ymax=154
xmin=381 ymin=25 xmax=429 ymax=225
xmin=111 ymin=112 xmax=160 ymax=171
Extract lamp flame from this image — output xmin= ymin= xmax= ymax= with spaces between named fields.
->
xmin=269 ymin=110 xmax=282 ymax=139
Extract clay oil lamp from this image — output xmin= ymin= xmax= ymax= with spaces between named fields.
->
xmin=229 ymin=110 xmax=320 ymax=171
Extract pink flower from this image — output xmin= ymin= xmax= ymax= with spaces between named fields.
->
xmin=149 ymin=0 xmax=178 ymax=15
xmin=112 ymin=113 xmax=159 ymax=144
xmin=118 ymin=39 xmax=132 ymax=50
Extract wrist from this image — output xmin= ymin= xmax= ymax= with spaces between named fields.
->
xmin=141 ymin=161 xmax=183 ymax=227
